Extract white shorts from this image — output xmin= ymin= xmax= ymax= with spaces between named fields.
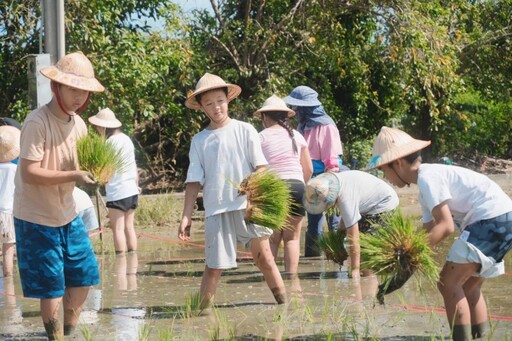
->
xmin=205 ymin=210 xmax=273 ymax=269
xmin=446 ymin=237 xmax=505 ymax=278
xmin=0 ymin=211 xmax=15 ymax=243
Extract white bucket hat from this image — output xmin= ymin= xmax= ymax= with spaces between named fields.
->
xmin=185 ymin=73 xmax=242 ymax=110
xmin=88 ymin=108 xmax=122 ymax=128
xmin=303 ymin=172 xmax=341 ymax=214
xmin=253 ymin=94 xmax=295 ymax=118
xmin=0 ymin=125 xmax=20 ymax=163
xmin=367 ymin=126 xmax=431 ymax=170
xmin=40 ymin=51 xmax=104 ymax=92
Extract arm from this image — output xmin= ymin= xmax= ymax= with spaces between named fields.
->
xmin=423 ymin=201 xmax=455 ymax=246
xmin=346 ymin=223 xmax=361 ymax=279
xmin=178 ymin=182 xmax=201 ymax=240
xmin=20 ymin=158 xmax=95 ymax=185
xmin=300 ymin=146 xmax=313 ymax=183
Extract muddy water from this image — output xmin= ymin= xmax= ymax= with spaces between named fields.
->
xmin=1 ymin=174 xmax=511 ymax=340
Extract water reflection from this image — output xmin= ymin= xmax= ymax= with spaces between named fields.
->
xmin=0 ymin=276 xmax=23 ymax=334
xmin=115 ymin=252 xmax=138 ymax=292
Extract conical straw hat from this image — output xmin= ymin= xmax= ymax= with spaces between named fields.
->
xmin=0 ymin=126 xmax=20 ymax=162
xmin=253 ymin=94 xmax=295 ymax=118
xmin=185 ymin=73 xmax=241 ymax=110
xmin=88 ymin=108 xmax=122 ymax=128
xmin=40 ymin=51 xmax=105 ymax=92
xmin=367 ymin=126 xmax=431 ymax=170
xmin=303 ymin=172 xmax=341 ymax=214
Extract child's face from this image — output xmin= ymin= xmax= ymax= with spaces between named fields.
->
xmin=59 ymin=85 xmax=90 ymax=113
xmin=199 ymin=89 xmax=229 ymax=128
xmin=379 ymin=162 xmax=408 ymax=188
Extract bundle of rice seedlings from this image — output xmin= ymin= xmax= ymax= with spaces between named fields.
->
xmin=360 ymin=210 xmax=439 ymax=304
xmin=237 ymin=170 xmax=292 ymax=230
xmin=77 ymin=133 xmax=127 ymax=184
xmin=317 ymin=228 xmax=348 ymax=268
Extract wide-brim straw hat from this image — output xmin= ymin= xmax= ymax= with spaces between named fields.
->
xmin=283 ymin=85 xmax=322 ymax=107
xmin=185 ymin=73 xmax=242 ymax=110
xmin=88 ymin=108 xmax=122 ymax=128
xmin=0 ymin=125 xmax=20 ymax=162
xmin=253 ymin=94 xmax=295 ymax=118
xmin=366 ymin=126 xmax=431 ymax=170
xmin=303 ymin=172 xmax=341 ymax=214
xmin=40 ymin=51 xmax=105 ymax=92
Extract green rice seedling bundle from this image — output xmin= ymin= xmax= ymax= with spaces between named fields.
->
xmin=360 ymin=210 xmax=439 ymax=304
xmin=237 ymin=170 xmax=292 ymax=230
xmin=317 ymin=228 xmax=348 ymax=267
xmin=77 ymin=133 xmax=127 ymax=184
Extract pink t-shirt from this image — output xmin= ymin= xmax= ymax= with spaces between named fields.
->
xmin=304 ymin=125 xmax=343 ymax=170
xmin=259 ymin=128 xmax=307 ymax=182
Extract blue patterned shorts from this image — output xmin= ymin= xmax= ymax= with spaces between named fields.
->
xmin=447 ymin=211 xmax=512 ymax=277
xmin=14 ymin=216 xmax=100 ymax=299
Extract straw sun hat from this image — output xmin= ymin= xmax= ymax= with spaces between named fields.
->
xmin=283 ymin=85 xmax=322 ymax=107
xmin=303 ymin=172 xmax=341 ymax=214
xmin=0 ymin=126 xmax=20 ymax=163
xmin=88 ymin=108 xmax=122 ymax=128
xmin=40 ymin=51 xmax=104 ymax=92
xmin=367 ymin=126 xmax=431 ymax=170
xmin=253 ymin=94 xmax=295 ymax=118
xmin=185 ymin=73 xmax=242 ymax=110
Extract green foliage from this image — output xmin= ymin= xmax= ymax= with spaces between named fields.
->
xmin=360 ymin=210 xmax=439 ymax=302
xmin=317 ymin=229 xmax=348 ymax=267
xmin=77 ymin=133 xmax=127 ymax=184
xmin=345 ymin=138 xmax=374 ymax=170
xmin=238 ymin=170 xmax=292 ymax=230
xmin=136 ymin=193 xmax=178 ymax=227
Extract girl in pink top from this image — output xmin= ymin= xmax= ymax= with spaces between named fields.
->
xmin=284 ymin=86 xmax=345 ymax=257
xmin=254 ymin=95 xmax=313 ymax=278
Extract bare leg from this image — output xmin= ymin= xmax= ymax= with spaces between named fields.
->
xmin=108 ymin=208 xmax=127 ymax=253
xmin=63 ymin=286 xmax=90 ymax=335
xmin=200 ymin=266 xmax=223 ymax=309
xmin=438 ymin=261 xmax=480 ymax=339
xmin=124 ymin=209 xmax=137 ymax=252
xmin=41 ymin=297 xmax=63 ymax=340
xmin=251 ymin=236 xmax=286 ymax=304
xmin=463 ymin=276 xmax=489 ymax=338
xmin=282 ymin=216 xmax=303 ymax=273
xmin=2 ymin=242 xmax=15 ymax=277
xmin=269 ymin=230 xmax=282 ymax=260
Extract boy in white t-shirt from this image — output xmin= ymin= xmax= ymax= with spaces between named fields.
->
xmin=367 ymin=126 xmax=512 ymax=341
xmin=178 ymin=73 xmax=286 ymax=309
xmin=303 ymin=170 xmax=399 ymax=278
xmin=0 ymin=125 xmax=20 ymax=277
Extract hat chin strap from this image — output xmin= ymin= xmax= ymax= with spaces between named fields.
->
xmin=51 ymin=82 xmax=91 ymax=116
xmin=390 ymin=163 xmax=410 ymax=187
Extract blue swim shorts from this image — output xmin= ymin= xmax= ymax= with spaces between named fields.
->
xmin=14 ymin=216 xmax=100 ymax=299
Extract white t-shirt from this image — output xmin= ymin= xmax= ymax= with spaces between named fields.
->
xmin=186 ymin=119 xmax=267 ymax=217
xmin=418 ymin=164 xmax=512 ymax=229
xmin=335 ymin=170 xmax=399 ymax=228
xmin=0 ymin=162 xmax=17 ymax=212
xmin=259 ymin=128 xmax=308 ymax=182
xmin=73 ymin=187 xmax=94 ymax=213
xmin=105 ymin=133 xmax=139 ymax=202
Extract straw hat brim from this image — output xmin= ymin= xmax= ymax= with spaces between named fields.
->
xmin=253 ymin=108 xmax=295 ymax=118
xmin=283 ymin=95 xmax=321 ymax=107
xmin=0 ymin=126 xmax=20 ymax=163
xmin=366 ymin=140 xmax=431 ymax=170
xmin=185 ymin=84 xmax=242 ymax=110
xmin=88 ymin=116 xmax=122 ymax=129
xmin=40 ymin=66 xmax=105 ymax=93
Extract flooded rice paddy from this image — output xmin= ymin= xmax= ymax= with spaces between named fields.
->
xmin=1 ymin=175 xmax=512 ymax=340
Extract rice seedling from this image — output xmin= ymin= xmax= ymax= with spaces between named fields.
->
xmin=316 ymin=228 xmax=348 ymax=268
xmin=236 ymin=169 xmax=292 ymax=230
xmin=77 ymin=133 xmax=127 ymax=184
xmin=136 ymin=193 xmax=178 ymax=227
xmin=360 ymin=210 xmax=439 ymax=304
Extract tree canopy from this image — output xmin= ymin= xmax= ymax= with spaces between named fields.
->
xmin=0 ymin=0 xmax=510 ymax=186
